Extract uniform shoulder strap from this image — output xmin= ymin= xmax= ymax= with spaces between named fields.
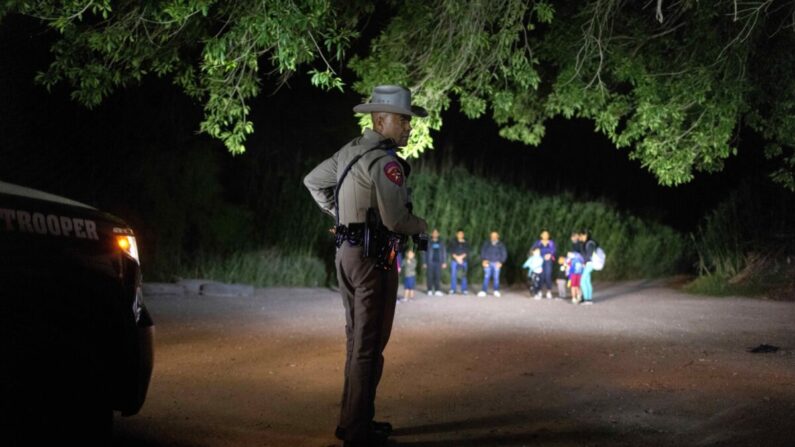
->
xmin=366 ymin=153 xmax=391 ymax=171
xmin=334 ymin=139 xmax=396 ymax=226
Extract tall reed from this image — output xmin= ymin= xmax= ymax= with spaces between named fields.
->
xmin=242 ymin=162 xmax=685 ymax=286
xmin=148 ymin=159 xmax=687 ymax=287
xmin=407 ymin=164 xmax=684 ymax=284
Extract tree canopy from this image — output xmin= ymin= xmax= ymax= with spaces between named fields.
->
xmin=4 ymin=0 xmax=794 ymax=189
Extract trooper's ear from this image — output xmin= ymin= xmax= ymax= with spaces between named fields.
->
xmin=371 ymin=112 xmax=384 ymax=130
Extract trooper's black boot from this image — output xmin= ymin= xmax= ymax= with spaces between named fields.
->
xmin=336 ymin=420 xmax=393 ymax=441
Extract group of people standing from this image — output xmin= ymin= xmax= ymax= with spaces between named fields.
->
xmin=522 ymin=229 xmax=600 ymax=305
xmin=398 ymin=228 xmax=600 ymax=304
xmin=399 ymin=229 xmax=508 ymax=300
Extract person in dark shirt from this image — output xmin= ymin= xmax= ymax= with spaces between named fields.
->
xmin=448 ymin=229 xmax=470 ymax=295
xmin=570 ymin=231 xmax=583 ymax=254
xmin=422 ymin=229 xmax=447 ymax=296
xmin=478 ymin=231 xmax=508 ymax=297
xmin=530 ymin=229 xmax=557 ymax=299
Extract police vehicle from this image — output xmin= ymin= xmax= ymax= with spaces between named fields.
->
xmin=0 ymin=180 xmax=154 ymax=442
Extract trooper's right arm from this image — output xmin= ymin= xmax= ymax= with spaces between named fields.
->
xmin=303 ymin=152 xmax=339 ymax=217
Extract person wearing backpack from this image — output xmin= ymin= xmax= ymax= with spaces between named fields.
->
xmin=579 ymin=229 xmax=600 ymax=304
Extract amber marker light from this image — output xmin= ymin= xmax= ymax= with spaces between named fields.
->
xmin=116 ymin=234 xmax=140 ymax=264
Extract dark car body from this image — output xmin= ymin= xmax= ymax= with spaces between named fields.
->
xmin=0 ymin=181 xmax=153 ymax=442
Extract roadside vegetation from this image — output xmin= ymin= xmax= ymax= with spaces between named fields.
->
xmin=149 ymin=161 xmax=686 ymax=287
xmin=146 ymin=162 xmax=793 ymax=299
xmin=685 ymin=183 xmax=794 ymax=299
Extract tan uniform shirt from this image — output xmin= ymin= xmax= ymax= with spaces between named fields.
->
xmin=304 ymin=128 xmax=427 ymax=236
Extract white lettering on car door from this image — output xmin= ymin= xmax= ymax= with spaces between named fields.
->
xmin=0 ymin=207 xmax=102 ymax=241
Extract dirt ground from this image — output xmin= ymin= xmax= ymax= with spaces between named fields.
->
xmin=114 ymin=281 xmax=795 ymax=447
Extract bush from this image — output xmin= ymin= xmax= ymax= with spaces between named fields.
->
xmin=153 ymin=248 xmax=330 ymax=287
xmin=261 ymin=161 xmax=685 ymax=286
xmin=144 ymin=157 xmax=687 ymax=287
xmin=406 ymin=164 xmax=684 ymax=285
xmin=687 ymin=182 xmax=795 ymax=297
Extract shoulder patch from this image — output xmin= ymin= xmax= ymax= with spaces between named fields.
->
xmin=383 ymin=161 xmax=404 ymax=186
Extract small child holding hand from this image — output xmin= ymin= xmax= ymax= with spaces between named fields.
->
xmin=566 ymin=251 xmax=585 ymax=304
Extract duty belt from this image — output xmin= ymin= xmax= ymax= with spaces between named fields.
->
xmin=335 ymin=223 xmax=365 ymax=247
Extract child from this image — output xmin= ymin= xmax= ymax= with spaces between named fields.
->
xmin=522 ymin=247 xmax=544 ymax=299
xmin=401 ymin=249 xmax=418 ymax=302
xmin=556 ymin=256 xmax=568 ymax=299
xmin=566 ymin=251 xmax=585 ymax=304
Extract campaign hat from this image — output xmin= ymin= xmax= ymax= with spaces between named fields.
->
xmin=353 ymin=85 xmax=427 ymax=117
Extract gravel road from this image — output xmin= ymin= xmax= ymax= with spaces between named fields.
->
xmin=114 ymin=281 xmax=795 ymax=447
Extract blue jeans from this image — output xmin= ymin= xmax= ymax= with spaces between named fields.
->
xmin=450 ymin=261 xmax=468 ymax=292
xmin=582 ymin=263 xmax=594 ymax=301
xmin=542 ymin=259 xmax=554 ymax=291
xmin=482 ymin=263 xmax=500 ymax=292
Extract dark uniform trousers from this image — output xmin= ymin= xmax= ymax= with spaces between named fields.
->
xmin=335 ymin=242 xmax=399 ymax=442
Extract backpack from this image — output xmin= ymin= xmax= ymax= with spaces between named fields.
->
xmin=591 ymin=246 xmax=606 ymax=271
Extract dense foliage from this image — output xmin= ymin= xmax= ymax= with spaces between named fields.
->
xmin=687 ymin=181 xmax=795 ymax=297
xmin=353 ymin=0 xmax=795 ymax=189
xmin=3 ymin=0 xmax=794 ymax=188
xmin=3 ymin=0 xmax=364 ymax=153
xmin=258 ymin=161 xmax=686 ymax=285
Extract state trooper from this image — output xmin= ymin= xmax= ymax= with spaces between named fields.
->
xmin=304 ymin=85 xmax=428 ymax=447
